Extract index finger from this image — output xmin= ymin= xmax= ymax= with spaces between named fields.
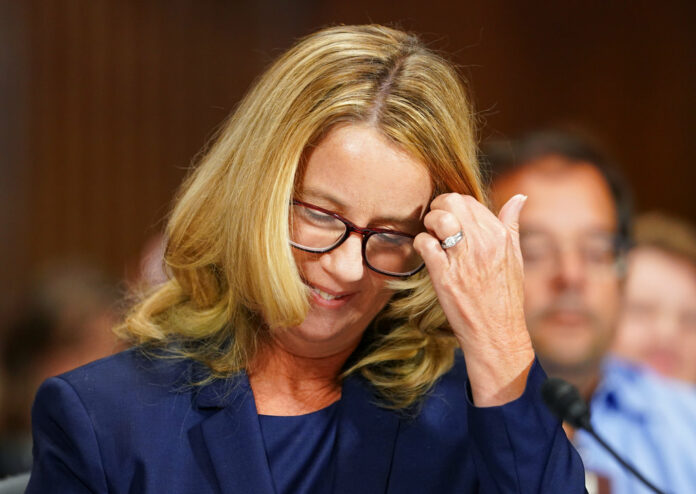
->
xmin=429 ymin=193 xmax=500 ymax=226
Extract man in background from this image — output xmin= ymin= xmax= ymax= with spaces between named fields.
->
xmin=613 ymin=212 xmax=696 ymax=385
xmin=486 ymin=130 xmax=696 ymax=494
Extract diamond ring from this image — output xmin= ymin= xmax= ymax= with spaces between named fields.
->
xmin=441 ymin=231 xmax=463 ymax=249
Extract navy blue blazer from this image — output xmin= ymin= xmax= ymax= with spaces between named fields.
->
xmin=27 ymin=349 xmax=585 ymax=493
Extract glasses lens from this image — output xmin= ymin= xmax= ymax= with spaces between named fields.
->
xmin=580 ymin=234 xmax=618 ymax=266
xmin=290 ymin=203 xmax=346 ymax=250
xmin=365 ymin=233 xmax=423 ymax=276
xmin=520 ymin=231 xmax=619 ymax=276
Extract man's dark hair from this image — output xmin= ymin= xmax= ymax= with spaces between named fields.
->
xmin=481 ymin=129 xmax=633 ymax=251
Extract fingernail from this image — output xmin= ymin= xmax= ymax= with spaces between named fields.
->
xmin=514 ymin=193 xmax=527 ymax=206
xmin=516 ymin=194 xmax=527 ymax=212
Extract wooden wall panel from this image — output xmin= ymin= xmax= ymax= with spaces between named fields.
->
xmin=0 ymin=1 xmax=30 ymax=321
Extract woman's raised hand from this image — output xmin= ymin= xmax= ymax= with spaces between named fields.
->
xmin=413 ymin=193 xmax=535 ymax=406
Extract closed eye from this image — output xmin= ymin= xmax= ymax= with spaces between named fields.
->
xmin=371 ymin=232 xmax=412 ymax=247
xmin=296 ymin=206 xmax=338 ymax=225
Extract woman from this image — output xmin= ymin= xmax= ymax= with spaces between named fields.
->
xmin=28 ymin=25 xmax=584 ymax=493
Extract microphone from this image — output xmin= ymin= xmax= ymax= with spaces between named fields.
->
xmin=541 ymin=377 xmax=666 ymax=494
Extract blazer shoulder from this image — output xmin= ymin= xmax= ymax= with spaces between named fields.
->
xmin=56 ymin=348 xmax=200 ymax=410
xmin=30 ymin=350 xmax=229 ymax=492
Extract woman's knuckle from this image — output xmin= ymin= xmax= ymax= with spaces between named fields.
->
xmin=435 ymin=214 xmax=453 ymax=231
xmin=496 ymin=227 xmax=509 ymax=242
xmin=442 ymin=193 xmax=461 ymax=209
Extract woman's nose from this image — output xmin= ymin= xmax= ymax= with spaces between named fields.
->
xmin=320 ymin=234 xmax=365 ymax=282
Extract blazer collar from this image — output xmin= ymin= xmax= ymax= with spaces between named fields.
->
xmin=193 ymin=371 xmax=400 ymax=494
xmin=333 ymin=374 xmax=401 ymax=494
xmin=195 ymin=372 xmax=276 ymax=494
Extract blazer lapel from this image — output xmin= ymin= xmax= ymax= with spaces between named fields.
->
xmin=195 ymin=374 xmax=276 ymax=494
xmin=333 ymin=375 xmax=400 ymax=494
xmin=191 ymin=370 xmax=399 ymax=494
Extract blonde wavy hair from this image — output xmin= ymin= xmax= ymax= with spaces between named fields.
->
xmin=119 ymin=24 xmax=484 ymax=409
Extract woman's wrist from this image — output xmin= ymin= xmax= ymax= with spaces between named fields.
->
xmin=458 ymin=338 xmax=535 ymax=407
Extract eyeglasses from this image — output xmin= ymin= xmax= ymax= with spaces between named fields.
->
xmin=520 ymin=230 xmax=622 ymax=277
xmin=289 ymin=200 xmax=425 ymax=277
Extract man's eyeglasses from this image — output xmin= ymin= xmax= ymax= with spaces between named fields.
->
xmin=520 ymin=230 xmax=623 ymax=277
xmin=289 ymin=200 xmax=425 ymax=277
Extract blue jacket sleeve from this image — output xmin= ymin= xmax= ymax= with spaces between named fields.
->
xmin=26 ymin=376 xmax=108 ymax=493
xmin=466 ymin=359 xmax=586 ymax=493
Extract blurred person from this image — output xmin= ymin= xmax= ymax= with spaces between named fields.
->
xmin=487 ymin=130 xmax=696 ymax=494
xmin=122 ymin=232 xmax=169 ymax=294
xmin=135 ymin=232 xmax=169 ymax=289
xmin=0 ymin=262 xmax=121 ymax=477
xmin=27 ymin=26 xmax=584 ymax=493
xmin=613 ymin=212 xmax=696 ymax=384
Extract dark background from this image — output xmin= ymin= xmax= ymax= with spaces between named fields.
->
xmin=1 ymin=0 xmax=694 ymax=323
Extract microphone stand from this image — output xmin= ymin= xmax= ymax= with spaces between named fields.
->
xmin=541 ymin=377 xmax=667 ymax=494
xmin=582 ymin=425 xmax=666 ymax=494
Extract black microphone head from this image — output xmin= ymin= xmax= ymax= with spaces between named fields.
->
xmin=541 ymin=377 xmax=592 ymax=430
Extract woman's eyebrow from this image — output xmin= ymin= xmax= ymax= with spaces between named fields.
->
xmin=299 ymin=188 xmax=347 ymax=209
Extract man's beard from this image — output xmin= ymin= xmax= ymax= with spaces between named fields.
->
xmin=526 ymin=292 xmax=610 ymax=377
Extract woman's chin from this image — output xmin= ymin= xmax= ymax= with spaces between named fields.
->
xmin=273 ymin=324 xmax=363 ymax=359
